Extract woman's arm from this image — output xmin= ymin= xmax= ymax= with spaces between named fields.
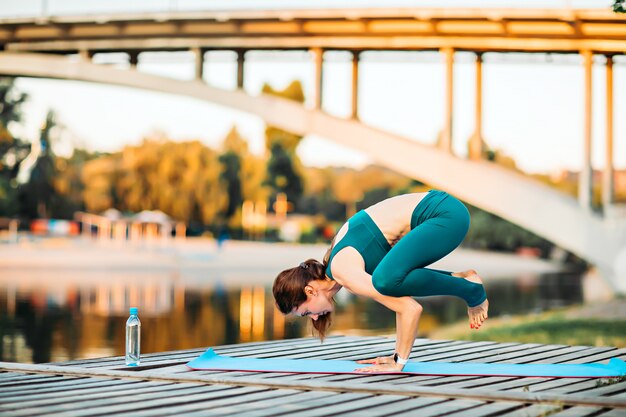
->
xmin=331 ymin=248 xmax=423 ymax=372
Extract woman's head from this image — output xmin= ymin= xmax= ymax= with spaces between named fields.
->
xmin=272 ymin=258 xmax=333 ymax=339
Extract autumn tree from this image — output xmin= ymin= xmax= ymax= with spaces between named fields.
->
xmin=81 ymin=153 xmax=120 ymax=214
xmin=112 ymin=138 xmax=227 ymax=225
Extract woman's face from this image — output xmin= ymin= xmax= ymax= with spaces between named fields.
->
xmin=292 ymin=285 xmax=334 ymax=321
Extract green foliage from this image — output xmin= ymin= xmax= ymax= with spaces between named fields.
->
xmin=219 ymin=127 xmax=247 ymax=222
xmin=357 ymin=187 xmax=393 ymax=211
xmin=0 ymin=77 xmax=30 ymax=203
xmin=465 ymin=206 xmax=552 ymax=254
xmin=0 ymin=176 xmax=18 ymax=216
xmin=464 ymin=317 xmax=626 ymax=348
xmin=262 ymin=81 xmax=306 ymax=207
xmin=51 ymin=149 xmax=99 ymax=218
xmin=614 ymin=0 xmax=625 ymax=13
xmin=219 ymin=151 xmax=242 ymax=219
xmin=265 ymin=142 xmax=303 ymax=201
xmin=0 ymin=77 xmax=27 ymax=127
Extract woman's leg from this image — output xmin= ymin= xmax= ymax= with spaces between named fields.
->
xmin=371 ymin=197 xmax=487 ymax=308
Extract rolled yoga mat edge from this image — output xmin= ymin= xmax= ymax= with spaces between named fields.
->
xmin=186 ymin=348 xmax=626 ymax=378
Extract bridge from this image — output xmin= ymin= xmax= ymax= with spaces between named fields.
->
xmin=0 ymin=6 xmax=625 ymax=293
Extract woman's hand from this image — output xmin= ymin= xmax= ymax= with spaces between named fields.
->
xmin=355 ymin=355 xmax=395 ymax=366
xmin=354 ymin=362 xmax=404 ymax=373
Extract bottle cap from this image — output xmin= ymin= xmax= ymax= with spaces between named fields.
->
xmin=130 ymin=307 xmax=138 ymax=315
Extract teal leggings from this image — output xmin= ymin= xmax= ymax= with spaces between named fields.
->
xmin=371 ymin=191 xmax=487 ymax=307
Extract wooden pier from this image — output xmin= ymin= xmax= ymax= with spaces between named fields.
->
xmin=1 ymin=336 xmax=625 ymax=416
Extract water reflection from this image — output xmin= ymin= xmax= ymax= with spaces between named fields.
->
xmin=0 ymin=270 xmax=582 ymax=364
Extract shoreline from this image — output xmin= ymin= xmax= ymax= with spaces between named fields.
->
xmin=0 ymin=236 xmax=563 ymax=278
xmin=0 ymin=236 xmax=568 ymax=292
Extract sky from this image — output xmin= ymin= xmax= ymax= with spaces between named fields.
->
xmin=1 ymin=0 xmax=624 ymax=175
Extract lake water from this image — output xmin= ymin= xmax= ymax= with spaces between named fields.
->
xmin=0 ymin=262 xmax=582 ymax=364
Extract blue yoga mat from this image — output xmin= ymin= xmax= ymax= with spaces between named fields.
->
xmin=187 ymin=348 xmax=626 ymax=378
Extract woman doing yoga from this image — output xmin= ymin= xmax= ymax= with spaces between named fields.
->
xmin=272 ymin=190 xmax=489 ymax=372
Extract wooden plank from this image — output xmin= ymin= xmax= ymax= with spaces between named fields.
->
xmin=122 ymin=387 xmax=306 ymax=417
xmin=10 ymin=385 xmax=261 ymax=417
xmin=490 ymin=403 xmax=564 ymax=417
xmin=571 ymin=380 xmax=626 ymax=397
xmin=0 ymin=376 xmax=85 ymax=390
xmin=216 ymin=392 xmax=372 ymax=417
xmin=0 ymin=377 xmax=137 ymax=400
xmin=0 ymin=372 xmax=43 ymax=381
xmin=204 ymin=391 xmax=356 ymax=417
xmin=0 ymin=380 xmax=160 ymax=404
xmin=331 ymin=398 xmax=448 ymax=417
xmin=383 ymin=398 xmax=485 ymax=417
xmin=597 ymin=409 xmax=626 ymax=416
xmin=276 ymin=394 xmax=409 ymax=417
xmin=535 ymin=347 xmax=617 ymax=364
xmin=133 ymin=390 xmax=336 ymax=417
xmin=197 ymin=394 xmax=391 ymax=417
xmin=0 ymin=374 xmax=72 ymax=386
xmin=439 ymin=401 xmax=526 ymax=417
xmin=567 ymin=349 xmax=626 ymax=364
xmin=547 ymin=406 xmax=608 ymax=416
xmin=0 ymin=381 xmax=177 ymax=410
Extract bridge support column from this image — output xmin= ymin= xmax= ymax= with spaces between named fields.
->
xmin=579 ymin=50 xmax=594 ymax=210
xmin=469 ymin=52 xmax=484 ymax=160
xmin=351 ymin=50 xmax=360 ymax=120
xmin=603 ymin=55 xmax=615 ymax=211
xmin=128 ymin=51 xmax=139 ymax=69
xmin=236 ymin=49 xmax=245 ymax=89
xmin=192 ymin=47 xmax=204 ymax=81
xmin=311 ymin=47 xmax=324 ymax=110
xmin=78 ymin=50 xmax=93 ymax=62
xmin=441 ymin=47 xmax=454 ymax=154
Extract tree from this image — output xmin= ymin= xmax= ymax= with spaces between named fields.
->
xmin=0 ymin=78 xmax=30 ymax=216
xmin=112 ymin=138 xmax=227 ymax=225
xmin=219 ymin=127 xmax=246 ymax=221
xmin=266 ymin=141 xmax=303 ymax=198
xmin=18 ymin=111 xmax=57 ymax=219
xmin=614 ymin=0 xmax=625 ymax=13
xmin=262 ymin=81 xmax=306 ymax=209
xmin=81 ymin=152 xmax=120 ymax=214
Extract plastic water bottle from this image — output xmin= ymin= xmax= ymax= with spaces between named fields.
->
xmin=125 ymin=307 xmax=141 ymax=366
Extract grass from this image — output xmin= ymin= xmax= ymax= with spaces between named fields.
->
xmin=430 ymin=312 xmax=626 ymax=348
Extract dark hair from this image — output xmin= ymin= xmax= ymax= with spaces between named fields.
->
xmin=273 ymin=254 xmax=333 ymax=340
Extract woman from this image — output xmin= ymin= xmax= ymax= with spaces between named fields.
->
xmin=272 ymin=190 xmax=488 ymax=373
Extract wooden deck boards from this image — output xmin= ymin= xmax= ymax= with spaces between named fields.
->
xmin=1 ymin=336 xmax=625 ymax=416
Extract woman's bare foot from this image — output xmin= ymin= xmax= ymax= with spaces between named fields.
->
xmin=452 ymin=269 xmax=477 ymax=279
xmin=468 ymin=298 xmax=489 ymax=329
xmin=453 ymin=270 xmax=489 ymax=329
